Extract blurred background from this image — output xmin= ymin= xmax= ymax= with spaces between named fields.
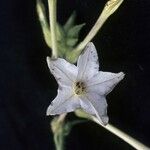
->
xmin=0 ymin=0 xmax=150 ymax=149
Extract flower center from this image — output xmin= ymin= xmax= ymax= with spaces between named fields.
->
xmin=74 ymin=81 xmax=86 ymax=95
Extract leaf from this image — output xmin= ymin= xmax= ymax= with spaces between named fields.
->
xmin=64 ymin=11 xmax=76 ymax=32
xmin=63 ymin=120 xmax=88 ymax=136
xmin=36 ymin=0 xmax=51 ymax=47
xmin=66 ymin=38 xmax=78 ymax=47
xmin=42 ymin=28 xmax=51 ymax=48
xmin=67 ymin=23 xmax=85 ymax=38
xmin=56 ymin=23 xmax=65 ymax=42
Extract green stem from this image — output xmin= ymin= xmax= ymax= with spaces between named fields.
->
xmin=48 ymin=0 xmax=58 ymax=58
xmin=52 ymin=114 xmax=67 ymax=150
xmin=74 ymin=16 xmax=105 ymax=53
xmin=93 ymin=117 xmax=150 ymax=150
xmin=54 ymin=133 xmax=64 ymax=150
xmin=73 ymin=0 xmax=124 ymax=53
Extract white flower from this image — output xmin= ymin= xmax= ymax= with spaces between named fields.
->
xmin=46 ymin=42 xmax=125 ymax=125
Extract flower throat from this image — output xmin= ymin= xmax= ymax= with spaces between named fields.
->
xmin=74 ymin=81 xmax=86 ymax=95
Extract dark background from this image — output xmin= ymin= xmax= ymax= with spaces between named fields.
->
xmin=0 ymin=0 xmax=150 ymax=149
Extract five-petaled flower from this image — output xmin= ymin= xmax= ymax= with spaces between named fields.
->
xmin=46 ymin=42 xmax=125 ymax=125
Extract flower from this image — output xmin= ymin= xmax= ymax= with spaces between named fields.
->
xmin=46 ymin=42 xmax=125 ymax=125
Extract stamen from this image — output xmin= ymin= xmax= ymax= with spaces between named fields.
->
xmin=74 ymin=81 xmax=86 ymax=95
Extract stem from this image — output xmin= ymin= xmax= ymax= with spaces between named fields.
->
xmin=73 ymin=0 xmax=124 ymax=53
xmin=74 ymin=16 xmax=105 ymax=52
xmin=93 ymin=117 xmax=150 ymax=150
xmin=52 ymin=113 xmax=67 ymax=150
xmin=54 ymin=133 xmax=64 ymax=150
xmin=57 ymin=113 xmax=67 ymax=122
xmin=48 ymin=0 xmax=58 ymax=58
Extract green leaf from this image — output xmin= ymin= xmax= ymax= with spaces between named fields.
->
xmin=63 ymin=120 xmax=87 ymax=136
xmin=36 ymin=0 xmax=51 ymax=48
xmin=64 ymin=11 xmax=76 ymax=32
xmin=66 ymin=38 xmax=78 ymax=47
xmin=56 ymin=23 xmax=65 ymax=42
xmin=42 ymin=28 xmax=51 ymax=48
xmin=67 ymin=23 xmax=85 ymax=38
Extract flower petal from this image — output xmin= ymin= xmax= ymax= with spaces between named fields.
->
xmin=46 ymin=87 xmax=80 ymax=115
xmin=87 ymin=71 xmax=125 ymax=95
xmin=80 ymin=93 xmax=108 ymax=125
xmin=47 ymin=57 xmax=78 ymax=86
xmin=77 ymin=42 xmax=99 ymax=81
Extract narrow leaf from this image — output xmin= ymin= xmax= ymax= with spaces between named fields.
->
xmin=66 ymin=38 xmax=78 ymax=47
xmin=67 ymin=23 xmax=85 ymax=38
xmin=56 ymin=23 xmax=65 ymax=41
xmin=64 ymin=11 xmax=76 ymax=32
xmin=36 ymin=0 xmax=51 ymax=47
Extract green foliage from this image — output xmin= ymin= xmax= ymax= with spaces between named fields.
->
xmin=64 ymin=11 xmax=76 ymax=32
xmin=36 ymin=0 xmax=52 ymax=47
xmin=51 ymin=116 xmax=87 ymax=150
xmin=67 ymin=23 xmax=85 ymax=38
xmin=57 ymin=12 xmax=85 ymax=57
xmin=37 ymin=2 xmax=85 ymax=61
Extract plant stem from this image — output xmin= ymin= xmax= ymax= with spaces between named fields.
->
xmin=74 ymin=16 xmax=105 ymax=52
xmin=48 ymin=0 xmax=58 ymax=58
xmin=54 ymin=133 xmax=64 ymax=150
xmin=93 ymin=117 xmax=150 ymax=150
xmin=73 ymin=0 xmax=123 ymax=53
xmin=51 ymin=113 xmax=67 ymax=150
